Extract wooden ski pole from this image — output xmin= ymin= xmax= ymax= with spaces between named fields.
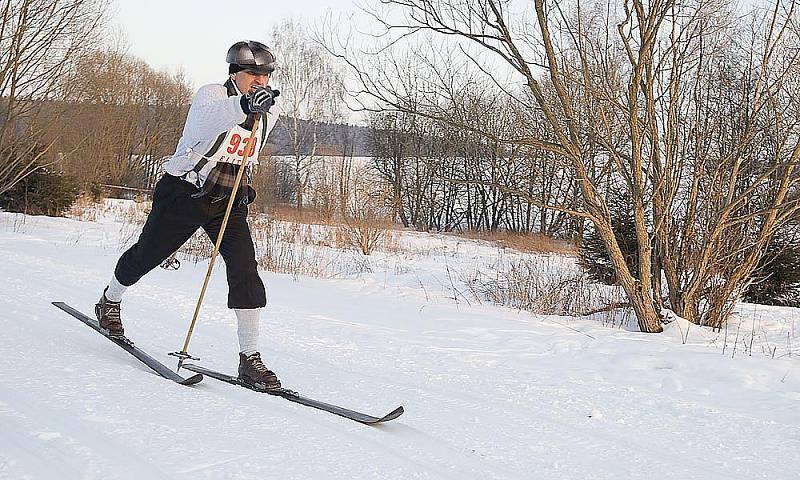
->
xmin=171 ymin=114 xmax=262 ymax=370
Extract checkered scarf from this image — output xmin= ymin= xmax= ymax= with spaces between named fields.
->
xmin=202 ymin=162 xmax=254 ymax=203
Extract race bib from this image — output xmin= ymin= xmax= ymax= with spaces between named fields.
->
xmin=206 ymin=123 xmax=263 ymax=166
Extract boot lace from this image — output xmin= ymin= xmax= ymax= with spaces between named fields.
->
xmin=247 ymin=353 xmax=273 ymax=374
xmin=104 ymin=301 xmax=121 ymax=323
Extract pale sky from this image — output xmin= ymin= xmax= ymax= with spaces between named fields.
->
xmin=113 ymin=0 xmax=360 ymax=89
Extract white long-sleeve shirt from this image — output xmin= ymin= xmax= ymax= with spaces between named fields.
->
xmin=163 ymin=81 xmax=281 ymax=186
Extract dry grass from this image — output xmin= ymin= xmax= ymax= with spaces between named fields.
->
xmin=462 ymin=252 xmax=629 ymax=320
xmin=103 ymin=200 xmax=593 ymax=313
xmin=250 ymin=215 xmax=340 ymax=277
xmin=66 ymin=193 xmax=101 ymax=222
xmin=264 ymin=205 xmax=578 ymax=258
xmin=459 ymin=230 xmax=577 ymax=255
xmin=65 ymin=197 xmax=623 ymax=324
xmin=159 ymin=216 xmax=335 ymax=278
xmin=265 ymin=205 xmax=339 ymax=227
xmin=464 ymin=256 xmax=593 ymax=315
xmin=105 ymin=200 xmax=378 ymax=278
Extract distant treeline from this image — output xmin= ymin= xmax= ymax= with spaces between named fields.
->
xmin=268 ymin=119 xmax=375 ymax=157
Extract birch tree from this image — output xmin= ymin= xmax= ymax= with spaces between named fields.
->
xmin=271 ymin=17 xmax=345 ymax=211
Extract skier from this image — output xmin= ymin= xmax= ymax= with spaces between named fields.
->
xmin=94 ymin=41 xmax=282 ymax=389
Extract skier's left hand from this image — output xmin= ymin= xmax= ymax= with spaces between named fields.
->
xmin=247 ymin=86 xmax=280 ymax=114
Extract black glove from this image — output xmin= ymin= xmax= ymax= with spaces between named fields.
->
xmin=242 ymin=86 xmax=280 ymax=114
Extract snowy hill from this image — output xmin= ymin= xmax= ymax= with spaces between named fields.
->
xmin=0 ymin=205 xmax=798 ymax=479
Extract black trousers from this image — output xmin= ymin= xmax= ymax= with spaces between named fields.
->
xmin=114 ymin=174 xmax=266 ymax=309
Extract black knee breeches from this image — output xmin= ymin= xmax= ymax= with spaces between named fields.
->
xmin=114 ymin=174 xmax=266 ymax=309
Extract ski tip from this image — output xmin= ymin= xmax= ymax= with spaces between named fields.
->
xmin=181 ymin=373 xmax=204 ymax=385
xmin=371 ymin=406 xmax=404 ymax=424
xmin=386 ymin=405 xmax=405 ymax=420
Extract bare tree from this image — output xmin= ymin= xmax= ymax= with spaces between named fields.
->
xmin=57 ymin=46 xmax=192 ymax=190
xmin=325 ymin=0 xmax=800 ymax=332
xmin=0 ymin=0 xmax=108 ymax=194
xmin=367 ymin=76 xmax=579 ymax=235
xmin=271 ymin=17 xmax=345 ymax=211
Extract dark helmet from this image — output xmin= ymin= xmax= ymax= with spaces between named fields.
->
xmin=226 ymin=41 xmax=276 ymax=75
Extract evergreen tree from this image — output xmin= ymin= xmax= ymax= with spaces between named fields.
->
xmin=744 ymin=237 xmax=800 ymax=307
xmin=578 ymin=198 xmax=640 ymax=285
xmin=0 ymin=167 xmax=80 ymax=216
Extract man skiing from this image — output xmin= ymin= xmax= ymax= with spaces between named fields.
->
xmin=95 ymin=41 xmax=282 ymax=390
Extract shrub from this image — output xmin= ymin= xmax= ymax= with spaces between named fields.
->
xmin=0 ymin=167 xmax=80 ymax=216
xmin=339 ymin=217 xmax=386 ymax=255
xmin=744 ymin=238 xmax=800 ymax=307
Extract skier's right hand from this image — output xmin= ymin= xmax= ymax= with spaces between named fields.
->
xmin=245 ymin=86 xmax=279 ymax=114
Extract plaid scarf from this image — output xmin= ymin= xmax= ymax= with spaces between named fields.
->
xmin=202 ymin=161 xmax=254 ymax=203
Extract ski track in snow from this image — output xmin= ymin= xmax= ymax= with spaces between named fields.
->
xmin=1 ymin=210 xmax=799 ymax=479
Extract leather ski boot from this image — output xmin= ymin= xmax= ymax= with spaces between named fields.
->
xmin=95 ymin=287 xmax=124 ymax=337
xmin=238 ymin=352 xmax=281 ymax=390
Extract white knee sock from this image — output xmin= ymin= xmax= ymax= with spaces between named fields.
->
xmin=104 ymin=274 xmax=128 ymax=302
xmin=235 ymin=308 xmax=260 ymax=355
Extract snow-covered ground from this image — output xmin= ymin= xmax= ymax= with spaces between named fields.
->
xmin=0 ymin=204 xmax=798 ymax=479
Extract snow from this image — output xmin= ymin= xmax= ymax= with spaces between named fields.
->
xmin=1 ymin=204 xmax=799 ymax=479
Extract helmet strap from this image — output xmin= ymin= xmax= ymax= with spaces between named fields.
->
xmin=230 ymin=74 xmax=243 ymax=94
